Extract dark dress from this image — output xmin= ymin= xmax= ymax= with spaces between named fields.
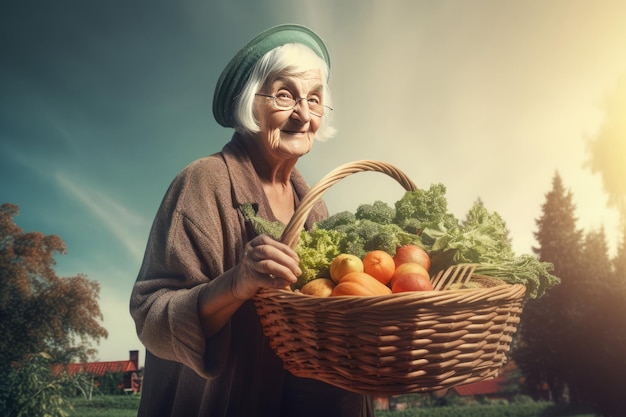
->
xmin=130 ymin=134 xmax=374 ymax=416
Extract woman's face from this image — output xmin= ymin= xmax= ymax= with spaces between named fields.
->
xmin=254 ymin=70 xmax=324 ymax=159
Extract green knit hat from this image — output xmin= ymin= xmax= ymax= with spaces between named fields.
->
xmin=212 ymin=24 xmax=331 ymax=128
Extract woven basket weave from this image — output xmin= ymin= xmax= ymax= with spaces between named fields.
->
xmin=253 ymin=160 xmax=526 ymax=395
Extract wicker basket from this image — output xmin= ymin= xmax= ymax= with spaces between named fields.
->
xmin=253 ymin=160 xmax=526 ymax=395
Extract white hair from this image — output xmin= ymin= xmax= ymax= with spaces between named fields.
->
xmin=233 ymin=43 xmax=335 ymax=141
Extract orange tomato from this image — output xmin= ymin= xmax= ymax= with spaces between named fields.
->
xmin=362 ymin=250 xmax=396 ymax=285
xmin=390 ymin=262 xmax=430 ymax=286
xmin=391 ymin=272 xmax=434 ymax=293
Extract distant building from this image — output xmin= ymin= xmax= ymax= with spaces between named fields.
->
xmin=53 ymin=350 xmax=141 ymax=393
xmin=446 ymin=361 xmax=518 ymax=402
xmin=450 ymin=375 xmax=507 ymax=399
xmin=374 ymin=362 xmax=519 ymax=410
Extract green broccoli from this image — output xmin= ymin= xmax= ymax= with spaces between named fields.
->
xmin=317 ymin=210 xmax=357 ymax=230
xmin=400 ymin=218 xmax=423 ymax=235
xmin=394 ymin=184 xmax=458 ymax=228
xmin=335 ymin=220 xmax=419 ymax=258
xmin=335 ymin=219 xmax=380 ymax=257
xmin=341 ymin=237 xmax=367 ymax=258
xmin=363 ymin=224 xmax=420 ymax=256
xmin=239 ymin=203 xmax=285 ymax=240
xmin=363 ymin=224 xmax=403 ymax=255
xmin=355 ymin=200 xmax=395 ymax=224
xmin=394 ymin=185 xmax=459 ymax=236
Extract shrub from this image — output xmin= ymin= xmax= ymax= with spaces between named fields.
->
xmin=0 ymin=353 xmax=74 ymax=417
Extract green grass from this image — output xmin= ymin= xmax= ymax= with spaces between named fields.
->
xmin=376 ymin=403 xmax=597 ymax=417
xmin=67 ymin=395 xmax=597 ymax=417
xmin=68 ymin=395 xmax=140 ymax=417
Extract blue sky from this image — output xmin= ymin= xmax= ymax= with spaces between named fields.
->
xmin=2 ymin=0 xmax=625 ymax=364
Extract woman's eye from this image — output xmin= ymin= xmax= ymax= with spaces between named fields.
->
xmin=308 ymin=97 xmax=321 ymax=105
xmin=276 ymin=91 xmax=293 ymax=99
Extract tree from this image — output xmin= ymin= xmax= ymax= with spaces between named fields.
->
xmin=569 ymin=228 xmax=626 ymax=417
xmin=0 ymin=203 xmax=108 ymax=373
xmin=567 ymin=229 xmax=612 ymax=405
xmin=584 ymin=74 xmax=626 ymax=416
xmin=0 ymin=352 xmax=77 ymax=417
xmin=513 ymin=173 xmax=584 ymax=403
xmin=514 ymin=175 xmax=626 ymax=416
xmin=613 ymin=226 xmax=626 ymax=277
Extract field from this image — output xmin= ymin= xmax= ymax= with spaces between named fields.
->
xmin=68 ymin=396 xmax=596 ymax=417
xmin=69 ymin=396 xmax=140 ymax=417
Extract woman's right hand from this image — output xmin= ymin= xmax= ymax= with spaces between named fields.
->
xmin=230 ymin=234 xmax=302 ymax=300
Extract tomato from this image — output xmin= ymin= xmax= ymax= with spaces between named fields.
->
xmin=362 ymin=250 xmax=395 ymax=285
xmin=391 ymin=272 xmax=434 ymax=293
xmin=390 ymin=262 xmax=429 ymax=286
xmin=393 ymin=244 xmax=431 ymax=271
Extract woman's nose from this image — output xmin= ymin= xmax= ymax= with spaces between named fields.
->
xmin=292 ymin=98 xmax=312 ymax=121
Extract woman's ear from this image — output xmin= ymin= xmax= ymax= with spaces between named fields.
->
xmin=251 ymin=102 xmax=260 ymax=125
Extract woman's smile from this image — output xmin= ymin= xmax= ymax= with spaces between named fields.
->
xmin=254 ymin=70 xmax=323 ymax=157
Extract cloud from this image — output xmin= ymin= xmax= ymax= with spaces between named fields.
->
xmin=55 ymin=172 xmax=148 ymax=264
xmin=90 ymin=269 xmax=144 ymax=364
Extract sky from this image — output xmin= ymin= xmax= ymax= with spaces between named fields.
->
xmin=2 ymin=0 xmax=625 ymax=366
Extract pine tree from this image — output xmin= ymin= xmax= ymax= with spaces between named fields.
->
xmin=581 ymin=227 xmax=626 ymax=417
xmin=513 ymin=173 xmax=584 ymax=403
xmin=583 ymin=74 xmax=626 ymax=416
xmin=567 ymin=229 xmax=613 ymax=407
xmin=613 ymin=225 xmax=626 ymax=284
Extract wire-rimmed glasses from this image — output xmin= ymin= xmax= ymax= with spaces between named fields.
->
xmin=255 ymin=93 xmax=332 ymax=117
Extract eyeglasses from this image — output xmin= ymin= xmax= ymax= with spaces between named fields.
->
xmin=255 ymin=93 xmax=333 ymax=117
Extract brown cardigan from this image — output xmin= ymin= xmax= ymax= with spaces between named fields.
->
xmin=130 ymin=134 xmax=373 ymax=417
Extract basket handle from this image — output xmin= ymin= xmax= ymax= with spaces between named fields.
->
xmin=280 ymin=160 xmax=418 ymax=249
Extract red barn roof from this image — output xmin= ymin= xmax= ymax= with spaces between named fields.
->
xmin=58 ymin=360 xmax=138 ymax=376
xmin=52 ymin=360 xmax=138 ymax=376
xmin=52 ymin=350 xmax=140 ymax=377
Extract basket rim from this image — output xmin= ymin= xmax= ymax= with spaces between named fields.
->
xmin=255 ymin=281 xmax=526 ymax=305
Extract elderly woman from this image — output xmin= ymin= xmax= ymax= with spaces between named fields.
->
xmin=130 ymin=25 xmax=374 ymax=417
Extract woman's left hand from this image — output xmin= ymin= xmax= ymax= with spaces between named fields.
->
xmin=197 ymin=234 xmax=301 ymax=337
xmin=230 ymin=234 xmax=301 ymax=300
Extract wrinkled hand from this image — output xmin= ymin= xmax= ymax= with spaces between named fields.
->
xmin=231 ymin=234 xmax=301 ymax=300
